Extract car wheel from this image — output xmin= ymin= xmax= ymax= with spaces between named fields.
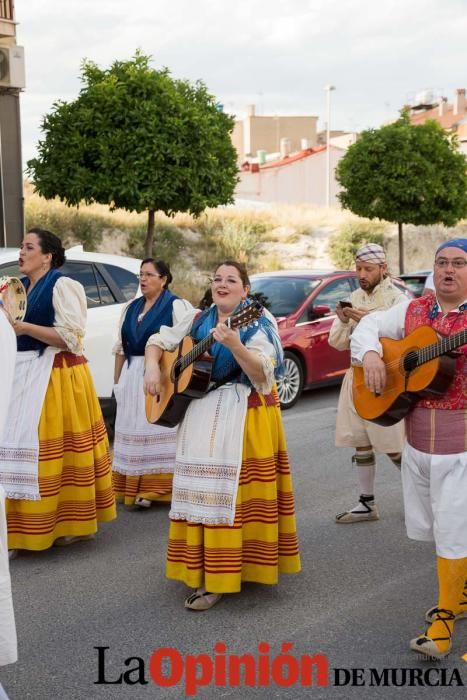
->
xmin=276 ymin=351 xmax=304 ymax=409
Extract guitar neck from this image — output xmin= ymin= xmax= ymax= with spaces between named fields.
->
xmin=179 ymin=332 xmax=215 ymax=371
xmin=417 ymin=328 xmax=467 ymax=366
xmin=173 ymin=301 xmax=262 ymax=374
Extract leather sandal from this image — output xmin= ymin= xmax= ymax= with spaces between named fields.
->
xmin=54 ymin=534 xmax=95 ymax=546
xmin=410 ymin=609 xmax=455 ymax=659
xmin=335 ymin=495 xmax=379 ymax=523
xmin=425 ymin=605 xmax=467 ymax=624
xmin=135 ymin=497 xmax=152 ymax=508
xmin=184 ymin=589 xmax=223 ymax=611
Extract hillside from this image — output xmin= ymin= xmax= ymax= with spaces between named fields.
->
xmin=24 ymin=183 xmax=466 ymax=303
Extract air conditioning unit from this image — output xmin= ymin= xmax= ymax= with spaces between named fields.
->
xmin=0 ymin=45 xmax=25 ymax=89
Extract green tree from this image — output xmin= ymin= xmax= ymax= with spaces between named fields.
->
xmin=27 ymin=52 xmax=239 ymax=256
xmin=336 ymin=111 xmax=467 ymax=271
xmin=328 ymin=220 xmax=386 ymax=269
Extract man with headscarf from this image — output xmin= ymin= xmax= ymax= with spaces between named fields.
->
xmin=0 ymin=309 xmax=17 ymax=698
xmin=329 ymin=243 xmax=407 ymax=523
xmin=351 ymin=238 xmax=467 ymax=659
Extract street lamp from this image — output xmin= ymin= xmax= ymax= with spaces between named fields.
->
xmin=324 ymin=84 xmax=336 ymax=208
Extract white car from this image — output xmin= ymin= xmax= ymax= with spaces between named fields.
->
xmin=0 ymin=245 xmax=141 ymax=418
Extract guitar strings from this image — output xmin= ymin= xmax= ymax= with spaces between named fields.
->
xmin=173 ymin=303 xmax=262 ymax=374
xmin=353 ymin=327 xmax=467 ymax=378
xmin=353 ymin=329 xmax=467 ymax=395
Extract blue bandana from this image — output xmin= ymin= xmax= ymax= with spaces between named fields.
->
xmin=436 ymin=238 xmax=467 ymax=255
xmin=191 ymin=300 xmax=284 ymax=386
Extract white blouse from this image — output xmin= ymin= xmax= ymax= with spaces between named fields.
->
xmin=112 ymin=297 xmax=194 ymax=356
xmin=52 ymin=277 xmax=87 ymax=355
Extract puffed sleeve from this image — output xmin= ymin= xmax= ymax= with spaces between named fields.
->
xmin=146 ymin=299 xmax=198 ymax=351
xmin=172 ymin=298 xmax=194 ymax=324
xmin=112 ymin=301 xmax=131 ymax=356
xmin=350 ymin=300 xmax=410 ymax=363
xmin=245 ymin=324 xmax=278 ymax=395
xmin=52 ymin=277 xmax=87 ymax=354
xmin=328 ymin=316 xmax=355 ymax=350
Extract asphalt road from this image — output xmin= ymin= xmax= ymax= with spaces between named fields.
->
xmin=1 ymin=386 xmax=466 ymax=699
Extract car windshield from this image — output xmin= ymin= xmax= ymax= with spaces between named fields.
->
xmin=400 ymin=275 xmax=428 ymax=297
xmin=250 ymin=277 xmax=321 ymax=316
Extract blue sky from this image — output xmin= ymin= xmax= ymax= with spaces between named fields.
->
xmin=15 ymin=0 xmax=467 ymax=165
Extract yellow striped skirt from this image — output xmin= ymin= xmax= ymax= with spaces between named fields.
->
xmin=113 ymin=472 xmax=173 ymax=506
xmin=166 ymin=392 xmax=301 ymax=593
xmin=6 ymin=355 xmax=116 ymax=550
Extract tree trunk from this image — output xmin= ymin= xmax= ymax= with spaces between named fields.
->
xmin=144 ymin=209 xmax=155 ymax=258
xmin=398 ymin=221 xmax=404 ymax=274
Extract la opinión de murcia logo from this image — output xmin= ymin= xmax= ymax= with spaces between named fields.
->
xmin=94 ymin=644 xmax=465 ymax=695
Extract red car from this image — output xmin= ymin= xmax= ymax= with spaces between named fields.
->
xmin=249 ymin=270 xmax=413 ymax=409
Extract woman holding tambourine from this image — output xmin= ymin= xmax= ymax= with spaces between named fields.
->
xmin=0 ymin=228 xmax=116 ymax=556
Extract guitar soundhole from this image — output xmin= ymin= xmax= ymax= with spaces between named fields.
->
xmin=403 ymin=351 xmax=418 ymax=373
xmin=171 ymin=360 xmax=183 ymax=382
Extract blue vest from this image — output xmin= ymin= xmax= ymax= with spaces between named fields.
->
xmin=121 ymin=289 xmax=178 ymax=362
xmin=17 ymin=269 xmax=62 ymax=353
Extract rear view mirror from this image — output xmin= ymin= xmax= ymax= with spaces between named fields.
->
xmin=307 ymin=304 xmax=332 ymax=320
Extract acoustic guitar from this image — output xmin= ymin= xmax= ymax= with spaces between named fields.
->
xmin=352 ymin=324 xmax=467 ymax=426
xmin=145 ymin=300 xmax=263 ymax=428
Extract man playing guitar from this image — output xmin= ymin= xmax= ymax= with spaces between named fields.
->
xmin=351 ymin=238 xmax=467 ymax=660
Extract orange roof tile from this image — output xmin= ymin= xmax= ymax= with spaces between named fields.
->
xmin=409 ymin=106 xmax=466 ymax=131
xmin=258 ymin=145 xmax=327 ymax=170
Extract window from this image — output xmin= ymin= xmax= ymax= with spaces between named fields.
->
xmin=102 ymin=264 xmax=139 ymax=302
xmin=313 ymin=277 xmax=354 ymax=310
xmin=1 ymin=260 xmax=123 ymax=308
xmin=250 ymin=277 xmax=321 ymax=317
xmin=299 ymin=277 xmax=353 ymax=322
xmin=60 ymin=262 xmax=101 ymax=308
xmin=0 ymin=263 xmax=21 ymax=279
xmin=95 ymin=268 xmax=117 ymax=305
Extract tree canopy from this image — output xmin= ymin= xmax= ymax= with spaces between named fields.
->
xmin=336 ymin=111 xmax=467 ymax=271
xmin=27 ymin=52 xmax=239 ymax=255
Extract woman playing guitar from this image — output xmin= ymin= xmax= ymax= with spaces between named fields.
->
xmin=112 ymin=259 xmax=193 ymax=508
xmin=144 ymin=261 xmax=301 ymax=610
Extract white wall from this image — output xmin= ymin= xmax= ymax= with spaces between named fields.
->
xmin=236 ymin=147 xmax=345 ymax=207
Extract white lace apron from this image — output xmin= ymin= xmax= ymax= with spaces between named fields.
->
xmin=170 ymin=383 xmax=249 ymax=526
xmin=112 ymin=356 xmax=177 ymax=475
xmin=0 ymin=348 xmax=55 ymax=500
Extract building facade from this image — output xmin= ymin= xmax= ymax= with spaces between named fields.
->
xmin=0 ymin=0 xmax=24 ymax=247
xmin=231 ymin=105 xmax=318 ymax=163
xmin=409 ymin=88 xmax=467 ymax=155
xmin=236 ymin=145 xmax=345 ymax=207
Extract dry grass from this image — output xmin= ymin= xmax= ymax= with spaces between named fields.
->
xmin=24 ymin=182 xmax=467 ymax=275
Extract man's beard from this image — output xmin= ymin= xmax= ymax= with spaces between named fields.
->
xmin=359 ymin=276 xmax=383 ymax=293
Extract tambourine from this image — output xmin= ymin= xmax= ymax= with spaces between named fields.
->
xmin=0 ymin=276 xmax=27 ymax=322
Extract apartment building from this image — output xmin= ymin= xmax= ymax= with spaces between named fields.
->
xmin=231 ymin=104 xmax=318 ymax=163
